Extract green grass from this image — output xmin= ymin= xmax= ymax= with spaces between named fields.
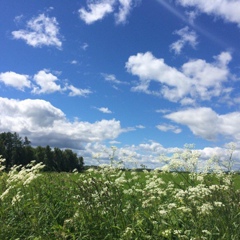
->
xmin=1 ymin=144 xmax=240 ymax=240
xmin=1 ymin=162 xmax=240 ymax=240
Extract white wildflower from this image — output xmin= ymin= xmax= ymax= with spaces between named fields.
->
xmin=159 ymin=209 xmax=168 ymax=216
xmin=168 ymin=203 xmax=177 ymax=209
xmin=213 ymin=201 xmax=225 ymax=207
xmin=198 ymin=203 xmax=213 ymax=215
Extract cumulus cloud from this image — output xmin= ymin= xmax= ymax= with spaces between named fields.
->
xmin=12 ymin=13 xmax=62 ymax=48
xmin=32 ymin=70 xmax=61 ymax=94
xmin=176 ymin=0 xmax=240 ymax=27
xmin=0 ymin=69 xmax=91 ymax=97
xmin=32 ymin=70 xmax=91 ymax=96
xmin=0 ymin=97 xmax=124 ymax=149
xmin=79 ymin=0 xmax=139 ymax=24
xmin=80 ymin=140 xmax=240 ymax=169
xmin=165 ymin=107 xmax=240 ymax=141
xmin=170 ymin=26 xmax=198 ymax=54
xmin=126 ymin=51 xmax=232 ymax=103
xmin=156 ymin=124 xmax=182 ymax=134
xmin=0 ymin=71 xmax=31 ymax=90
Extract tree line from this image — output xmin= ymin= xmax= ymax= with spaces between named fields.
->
xmin=0 ymin=132 xmax=84 ymax=172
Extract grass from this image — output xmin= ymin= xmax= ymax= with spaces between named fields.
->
xmin=0 ymin=150 xmax=240 ymax=239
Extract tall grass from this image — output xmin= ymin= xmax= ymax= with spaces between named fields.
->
xmin=0 ymin=147 xmax=240 ymax=239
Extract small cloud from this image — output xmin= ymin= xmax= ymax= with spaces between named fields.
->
xmin=156 ymin=109 xmax=171 ymax=114
xmin=170 ymin=26 xmax=198 ymax=54
xmin=156 ymin=124 xmax=182 ymax=134
xmin=14 ymin=14 xmax=24 ymax=24
xmin=12 ymin=13 xmax=62 ymax=49
xmin=0 ymin=71 xmax=31 ymax=90
xmin=0 ymin=69 xmax=92 ymax=97
xmin=102 ymin=73 xmax=128 ymax=85
xmin=102 ymin=73 xmax=122 ymax=84
xmin=71 ymin=60 xmax=78 ymax=65
xmin=96 ymin=107 xmax=113 ymax=114
xmin=78 ymin=0 xmax=140 ymax=25
xmin=185 ymin=10 xmax=199 ymax=24
xmin=115 ymin=0 xmax=136 ymax=24
xmin=82 ymin=42 xmax=89 ymax=50
xmin=136 ymin=125 xmax=145 ymax=129
xmin=79 ymin=0 xmax=115 ymax=24
xmin=67 ymin=84 xmax=92 ymax=97
xmin=32 ymin=69 xmax=61 ymax=94
xmin=109 ymin=140 xmax=121 ymax=145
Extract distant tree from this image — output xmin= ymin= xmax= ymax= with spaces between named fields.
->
xmin=23 ymin=145 xmax=35 ymax=165
xmin=63 ymin=149 xmax=84 ymax=172
xmin=44 ymin=145 xmax=55 ymax=171
xmin=23 ymin=136 xmax=31 ymax=146
xmin=78 ymin=156 xmax=84 ymax=171
xmin=0 ymin=132 xmax=24 ymax=169
xmin=0 ymin=131 xmax=84 ymax=172
xmin=53 ymin=147 xmax=64 ymax=172
xmin=34 ymin=146 xmax=45 ymax=164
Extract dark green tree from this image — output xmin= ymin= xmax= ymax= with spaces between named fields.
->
xmin=0 ymin=131 xmax=84 ymax=172
xmin=0 ymin=132 xmax=24 ymax=169
xmin=53 ymin=147 xmax=64 ymax=172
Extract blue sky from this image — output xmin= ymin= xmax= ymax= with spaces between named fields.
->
xmin=1 ymin=0 xmax=240 ymax=168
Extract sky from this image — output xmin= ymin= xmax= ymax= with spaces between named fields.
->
xmin=1 ymin=0 xmax=240 ymax=169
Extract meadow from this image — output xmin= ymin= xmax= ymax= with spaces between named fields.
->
xmin=0 ymin=146 xmax=240 ymax=240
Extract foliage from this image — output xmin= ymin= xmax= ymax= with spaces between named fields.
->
xmin=0 ymin=146 xmax=240 ymax=239
xmin=0 ymin=132 xmax=84 ymax=172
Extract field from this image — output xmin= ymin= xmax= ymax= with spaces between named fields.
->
xmin=0 ymin=151 xmax=240 ymax=240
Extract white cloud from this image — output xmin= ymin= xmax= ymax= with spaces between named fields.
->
xmin=67 ymin=85 xmax=92 ymax=97
xmin=138 ymin=141 xmax=167 ymax=154
xmin=115 ymin=0 xmax=135 ymax=24
xmin=126 ymin=51 xmax=191 ymax=101
xmin=126 ymin=51 xmax=232 ymax=103
xmin=170 ymin=26 xmax=198 ymax=54
xmin=156 ymin=109 xmax=171 ymax=114
xmin=102 ymin=73 xmax=127 ymax=84
xmin=136 ymin=125 xmax=145 ymax=129
xmin=182 ymin=52 xmax=231 ymax=100
xmin=97 ymin=107 xmax=112 ymax=114
xmin=79 ymin=0 xmax=115 ymax=24
xmin=71 ymin=60 xmax=78 ymax=65
xmin=102 ymin=73 xmax=121 ymax=84
xmin=180 ymin=97 xmax=196 ymax=105
xmin=79 ymin=0 xmax=139 ymax=24
xmin=176 ymin=0 xmax=240 ymax=26
xmin=12 ymin=13 xmax=62 ymax=48
xmin=32 ymin=70 xmax=62 ymax=94
xmin=82 ymin=42 xmax=89 ymax=50
xmin=165 ymin=107 xmax=240 ymax=141
xmin=0 ymin=97 xmax=124 ymax=149
xmin=0 ymin=71 xmax=31 ymax=90
xmin=80 ymin=140 xmax=240 ymax=169
xmin=0 ymin=69 xmax=91 ymax=97
xmin=156 ymin=124 xmax=182 ymax=134
xmin=185 ymin=10 xmax=199 ymax=24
